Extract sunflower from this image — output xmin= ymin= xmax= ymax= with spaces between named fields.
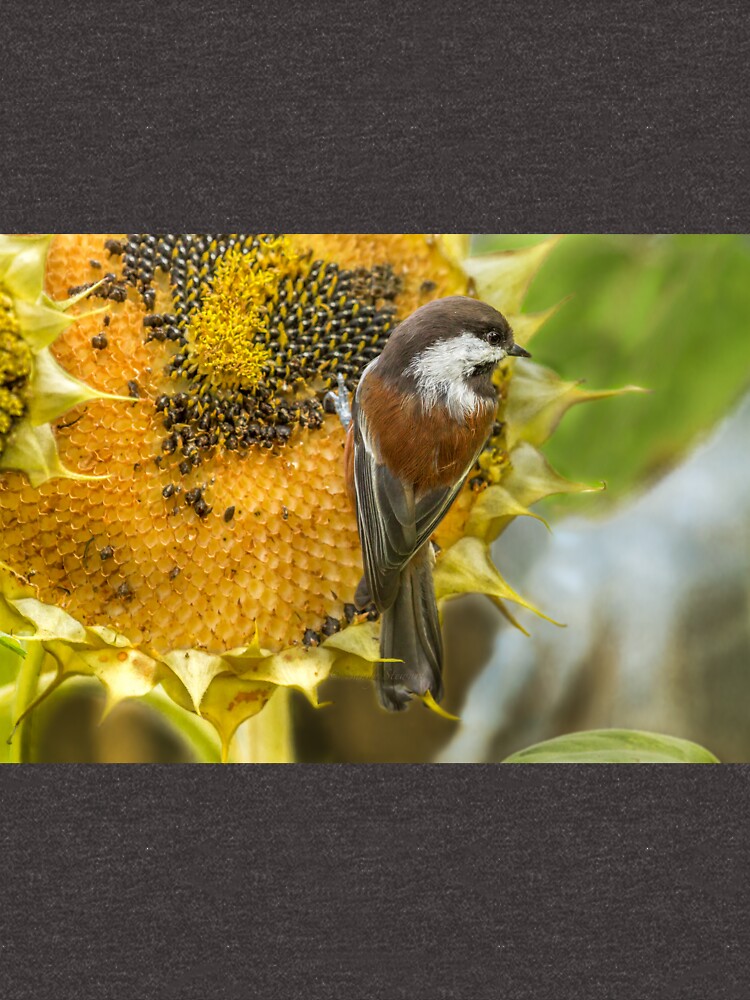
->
xmin=0 ymin=234 xmax=635 ymax=761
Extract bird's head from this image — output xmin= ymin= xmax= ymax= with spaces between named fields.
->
xmin=376 ymin=296 xmax=531 ymax=417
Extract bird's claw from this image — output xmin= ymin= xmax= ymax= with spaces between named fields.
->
xmin=323 ymin=373 xmax=352 ymax=431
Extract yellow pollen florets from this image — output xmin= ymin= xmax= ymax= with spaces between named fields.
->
xmin=187 ymin=238 xmax=300 ymax=389
xmin=0 ymin=287 xmax=32 ymax=448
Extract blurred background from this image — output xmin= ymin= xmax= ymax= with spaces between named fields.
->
xmin=4 ymin=234 xmax=749 ymax=762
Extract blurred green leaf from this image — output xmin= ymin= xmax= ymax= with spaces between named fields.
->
xmin=0 ymin=640 xmax=25 ymax=764
xmin=142 ymin=688 xmax=223 ymax=764
xmin=481 ymin=234 xmax=750 ymax=507
xmin=503 ymin=728 xmax=719 ymax=763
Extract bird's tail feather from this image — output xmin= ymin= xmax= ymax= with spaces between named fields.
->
xmin=376 ymin=544 xmax=443 ymax=711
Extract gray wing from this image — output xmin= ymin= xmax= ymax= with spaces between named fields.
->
xmin=414 ymin=480 xmax=468 ymax=551
xmin=353 ymin=383 xmax=483 ymax=611
xmin=353 ymin=400 xmax=417 ymax=610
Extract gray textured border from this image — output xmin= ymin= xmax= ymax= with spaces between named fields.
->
xmin=2 ymin=2 xmax=749 ymax=998
xmin=3 ymin=1 xmax=748 ymax=231
xmin=2 ymin=767 xmax=750 ymax=999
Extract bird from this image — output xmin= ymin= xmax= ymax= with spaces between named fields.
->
xmin=341 ymin=295 xmax=531 ymax=711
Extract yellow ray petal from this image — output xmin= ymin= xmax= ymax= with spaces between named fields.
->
xmin=13 ymin=298 xmax=77 ymax=351
xmin=234 ymin=645 xmax=336 ymax=703
xmin=487 ymin=595 xmax=531 ymax=637
xmin=324 ymin=620 xmax=386 ymax=679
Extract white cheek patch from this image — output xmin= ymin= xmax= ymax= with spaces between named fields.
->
xmin=408 ymin=332 xmax=505 ymax=419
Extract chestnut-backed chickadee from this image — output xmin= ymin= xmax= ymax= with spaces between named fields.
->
xmin=339 ymin=295 xmax=531 ymax=711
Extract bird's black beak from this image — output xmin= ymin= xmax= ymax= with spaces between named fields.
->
xmin=507 ymin=343 xmax=532 ymax=358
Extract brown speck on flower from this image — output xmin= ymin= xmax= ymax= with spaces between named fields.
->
xmin=194 ymin=498 xmax=212 ymax=519
xmin=321 ymin=616 xmax=341 ymax=637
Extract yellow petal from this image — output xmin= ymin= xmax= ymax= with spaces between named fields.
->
xmin=324 ymin=620 xmax=385 ymax=677
xmin=234 ymin=645 xmax=336 ymax=703
xmin=162 ymin=649 xmax=228 ymax=713
xmin=419 ymin=690 xmax=460 ymax=721
xmin=438 ymin=234 xmax=472 ymax=264
xmin=465 ymin=483 xmax=548 ymax=544
xmin=504 ymin=360 xmax=644 ymax=449
xmin=10 ymin=598 xmax=87 ymax=642
xmin=502 ymin=441 xmax=601 ymax=507
xmin=463 ymin=236 xmax=562 ymax=313
xmin=487 ymin=596 xmax=531 ymax=637
xmin=68 ymin=644 xmax=157 ymax=720
xmin=13 ymin=298 xmax=76 ymax=351
xmin=507 ymin=300 xmax=567 ymax=347
xmin=435 ymin=535 xmax=562 ymax=625
xmin=0 ymin=235 xmax=52 ymax=303
xmin=27 ymin=348 xmax=130 ymax=425
xmin=198 ymin=674 xmax=278 ymax=762
xmin=0 ymin=421 xmax=106 ymax=486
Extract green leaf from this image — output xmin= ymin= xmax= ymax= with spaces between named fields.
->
xmin=0 ymin=635 xmax=25 ymax=658
xmin=488 ymin=234 xmax=750 ymax=504
xmin=503 ymin=729 xmax=720 ymax=764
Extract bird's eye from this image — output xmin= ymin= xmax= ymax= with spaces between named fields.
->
xmin=486 ymin=330 xmax=504 ymax=346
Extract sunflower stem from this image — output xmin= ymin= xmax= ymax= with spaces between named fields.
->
xmin=232 ymin=687 xmax=294 ymax=763
xmin=8 ymin=641 xmax=46 ymax=763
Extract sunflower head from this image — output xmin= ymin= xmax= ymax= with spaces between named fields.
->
xmin=0 ymin=234 xmax=638 ymax=759
xmin=0 ymin=290 xmax=33 ymax=450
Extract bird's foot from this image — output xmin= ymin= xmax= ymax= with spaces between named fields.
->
xmin=323 ymin=372 xmax=352 ymax=431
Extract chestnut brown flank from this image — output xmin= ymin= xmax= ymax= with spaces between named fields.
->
xmin=346 ymin=373 xmax=494 ymax=499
